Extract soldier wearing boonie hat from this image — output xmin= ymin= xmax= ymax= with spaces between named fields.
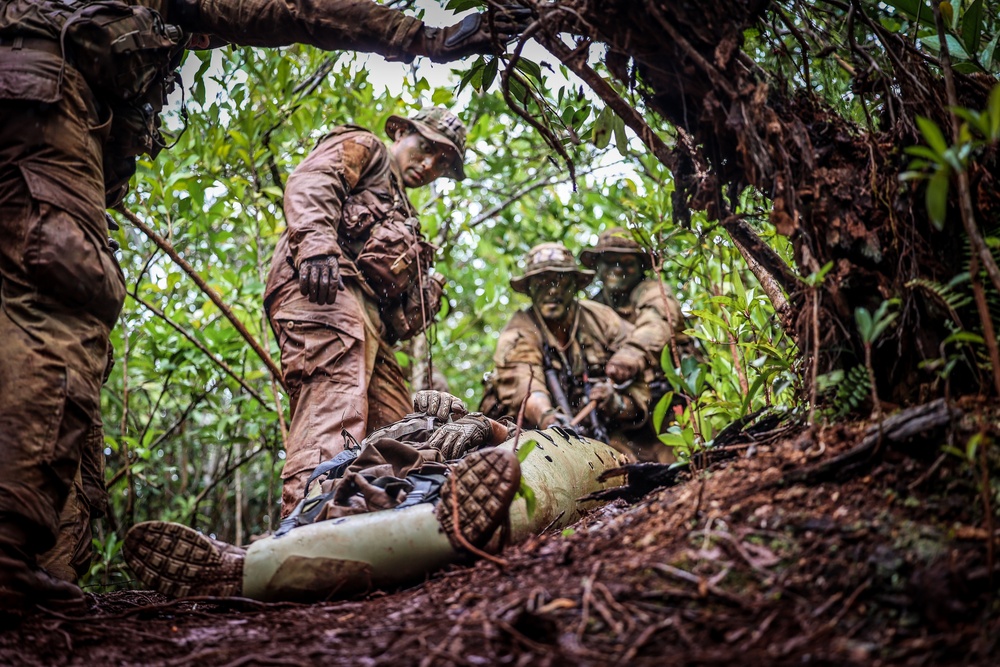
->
xmin=488 ymin=242 xmax=653 ymax=461
xmin=263 ymin=107 xmax=473 ymax=515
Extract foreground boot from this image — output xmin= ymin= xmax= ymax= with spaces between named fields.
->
xmin=436 ymin=447 xmax=521 ymax=550
xmin=0 ymin=552 xmax=86 ymax=620
xmin=123 ymin=523 xmax=245 ymax=598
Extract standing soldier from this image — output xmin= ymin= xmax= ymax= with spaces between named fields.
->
xmin=491 ymin=243 xmax=652 ymax=457
xmin=0 ymin=0 xmax=527 ymax=616
xmin=265 ymin=108 xmax=468 ymax=516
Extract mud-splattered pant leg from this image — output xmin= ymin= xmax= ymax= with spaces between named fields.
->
xmin=271 ymin=284 xmax=411 ymax=516
xmin=0 ymin=66 xmax=123 ymax=582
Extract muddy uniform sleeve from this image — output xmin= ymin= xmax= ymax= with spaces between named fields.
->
xmin=282 ymin=131 xmax=380 ymax=268
xmin=587 ymin=303 xmax=651 ymax=428
xmin=624 ymin=279 xmax=685 ymax=368
xmin=174 ymin=0 xmax=423 ymax=62
xmin=493 ymin=311 xmax=548 ymax=419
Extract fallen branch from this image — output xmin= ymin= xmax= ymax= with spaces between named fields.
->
xmin=782 ymin=398 xmax=956 ymax=485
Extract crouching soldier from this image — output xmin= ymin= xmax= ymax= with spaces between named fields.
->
xmin=580 ymin=228 xmax=699 ymax=462
xmin=490 ymin=243 xmax=652 ymax=460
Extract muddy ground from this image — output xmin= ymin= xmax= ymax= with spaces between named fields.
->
xmin=2 ymin=406 xmax=998 ymax=666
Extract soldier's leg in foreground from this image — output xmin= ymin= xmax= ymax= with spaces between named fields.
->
xmin=40 ymin=421 xmax=107 ymax=581
xmin=271 ymin=288 xmax=368 ymax=515
xmin=123 ymin=447 xmax=522 ymax=599
xmin=0 ymin=65 xmax=124 ymax=613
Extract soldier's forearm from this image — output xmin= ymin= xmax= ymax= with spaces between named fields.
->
xmin=524 ymin=391 xmax=553 ymax=428
xmin=172 ymin=0 xmax=424 ymax=62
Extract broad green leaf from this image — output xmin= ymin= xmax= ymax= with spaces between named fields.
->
xmin=482 ymin=57 xmax=499 ymax=91
xmin=920 ymin=34 xmax=971 ymax=60
xmin=982 ymin=32 xmax=1000 ymax=71
xmin=962 ymin=0 xmax=983 ymax=55
xmin=916 ymin=116 xmax=949 ymax=156
xmin=926 ymin=167 xmax=950 ymax=229
xmin=592 ymin=106 xmax=614 ymax=149
xmin=653 ymin=392 xmax=676 ymax=433
xmin=882 ymin=0 xmax=936 ymax=27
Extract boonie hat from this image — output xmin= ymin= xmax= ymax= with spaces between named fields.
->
xmin=385 ymin=107 xmax=467 ymax=181
xmin=510 ymin=242 xmax=595 ymax=294
xmin=579 ymin=227 xmax=652 ymax=271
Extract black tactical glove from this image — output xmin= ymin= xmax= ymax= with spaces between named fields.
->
xmin=413 ymin=390 xmax=468 ymax=421
xmin=426 ymin=413 xmax=492 ymax=460
xmin=298 ymin=255 xmax=342 ymax=305
xmin=413 ymin=4 xmax=533 ymax=63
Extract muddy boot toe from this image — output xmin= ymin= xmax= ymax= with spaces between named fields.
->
xmin=123 ymin=522 xmax=245 ymax=598
xmin=436 ymin=448 xmax=521 ymax=550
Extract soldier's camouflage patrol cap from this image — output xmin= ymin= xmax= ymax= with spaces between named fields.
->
xmin=510 ymin=242 xmax=595 ymax=294
xmin=579 ymin=227 xmax=652 ymax=271
xmin=385 ymin=107 xmax=467 ymax=181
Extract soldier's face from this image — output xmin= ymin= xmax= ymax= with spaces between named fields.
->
xmin=392 ymin=131 xmax=451 ymax=187
xmin=598 ymin=255 xmax=643 ymax=295
xmin=528 ymin=272 xmax=577 ymax=322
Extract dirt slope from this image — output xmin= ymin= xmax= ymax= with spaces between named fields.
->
xmin=2 ymin=409 xmax=997 ymax=666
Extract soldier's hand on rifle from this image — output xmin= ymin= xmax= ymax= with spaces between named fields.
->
xmin=426 ymin=413 xmax=491 ymax=460
xmin=605 ymin=347 xmax=646 ymax=384
xmin=590 ymin=380 xmax=626 ymax=417
xmin=298 ymin=255 xmax=343 ymax=305
xmin=540 ymin=408 xmax=572 ymax=429
xmin=414 ymin=390 xmax=468 ymax=421
xmin=414 ymin=4 xmax=533 ymax=63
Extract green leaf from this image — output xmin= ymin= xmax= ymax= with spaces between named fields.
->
xmin=515 ymin=439 xmax=537 ymax=463
xmin=982 ymin=32 xmax=1000 ymax=71
xmin=904 ymin=145 xmax=945 ymax=162
xmin=592 ymin=106 xmax=614 ymax=149
xmin=517 ymin=479 xmax=537 ymax=519
xmin=882 ymin=0 xmax=936 ymax=27
xmin=652 ymin=392 xmax=674 ymax=433
xmin=926 ymin=167 xmax=950 ymax=230
xmin=961 ymin=0 xmax=982 ymax=54
xmin=916 ymin=116 xmax=949 ymax=156
xmin=482 ymin=57 xmax=499 ymax=91
xmin=921 ymin=34 xmax=971 ymax=61
xmin=989 ymin=83 xmax=1000 ymax=140
xmin=855 ymin=307 xmax=874 ymax=341
xmin=613 ymin=115 xmax=628 ymax=155
xmin=514 ymin=58 xmax=543 ymax=84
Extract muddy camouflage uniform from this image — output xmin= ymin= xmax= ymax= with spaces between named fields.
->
xmin=492 ymin=300 xmax=652 ymax=457
xmin=0 ymin=0 xmax=483 ymax=590
xmin=580 ymin=228 xmax=692 ymax=377
xmin=265 ymin=125 xmax=428 ymax=514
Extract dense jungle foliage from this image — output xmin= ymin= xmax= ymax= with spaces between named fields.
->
xmin=89 ymin=0 xmax=1000 ymax=588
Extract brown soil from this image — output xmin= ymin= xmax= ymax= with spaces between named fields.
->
xmin=2 ymin=413 xmax=998 ymax=666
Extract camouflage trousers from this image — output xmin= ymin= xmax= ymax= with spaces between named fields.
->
xmin=0 ymin=53 xmax=124 ymax=582
xmin=269 ymin=282 xmax=411 ymax=515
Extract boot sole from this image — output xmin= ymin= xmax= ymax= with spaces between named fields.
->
xmin=436 ymin=448 xmax=521 ymax=550
xmin=124 ymin=522 xmax=243 ymax=598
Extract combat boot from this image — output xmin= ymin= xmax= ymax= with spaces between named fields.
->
xmin=123 ymin=523 xmax=245 ymax=598
xmin=0 ymin=551 xmax=86 ymax=620
xmin=436 ymin=447 xmax=521 ymax=550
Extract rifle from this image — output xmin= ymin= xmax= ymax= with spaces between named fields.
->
xmin=540 ymin=340 xmax=574 ymax=420
xmin=581 ymin=372 xmax=611 ymax=444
